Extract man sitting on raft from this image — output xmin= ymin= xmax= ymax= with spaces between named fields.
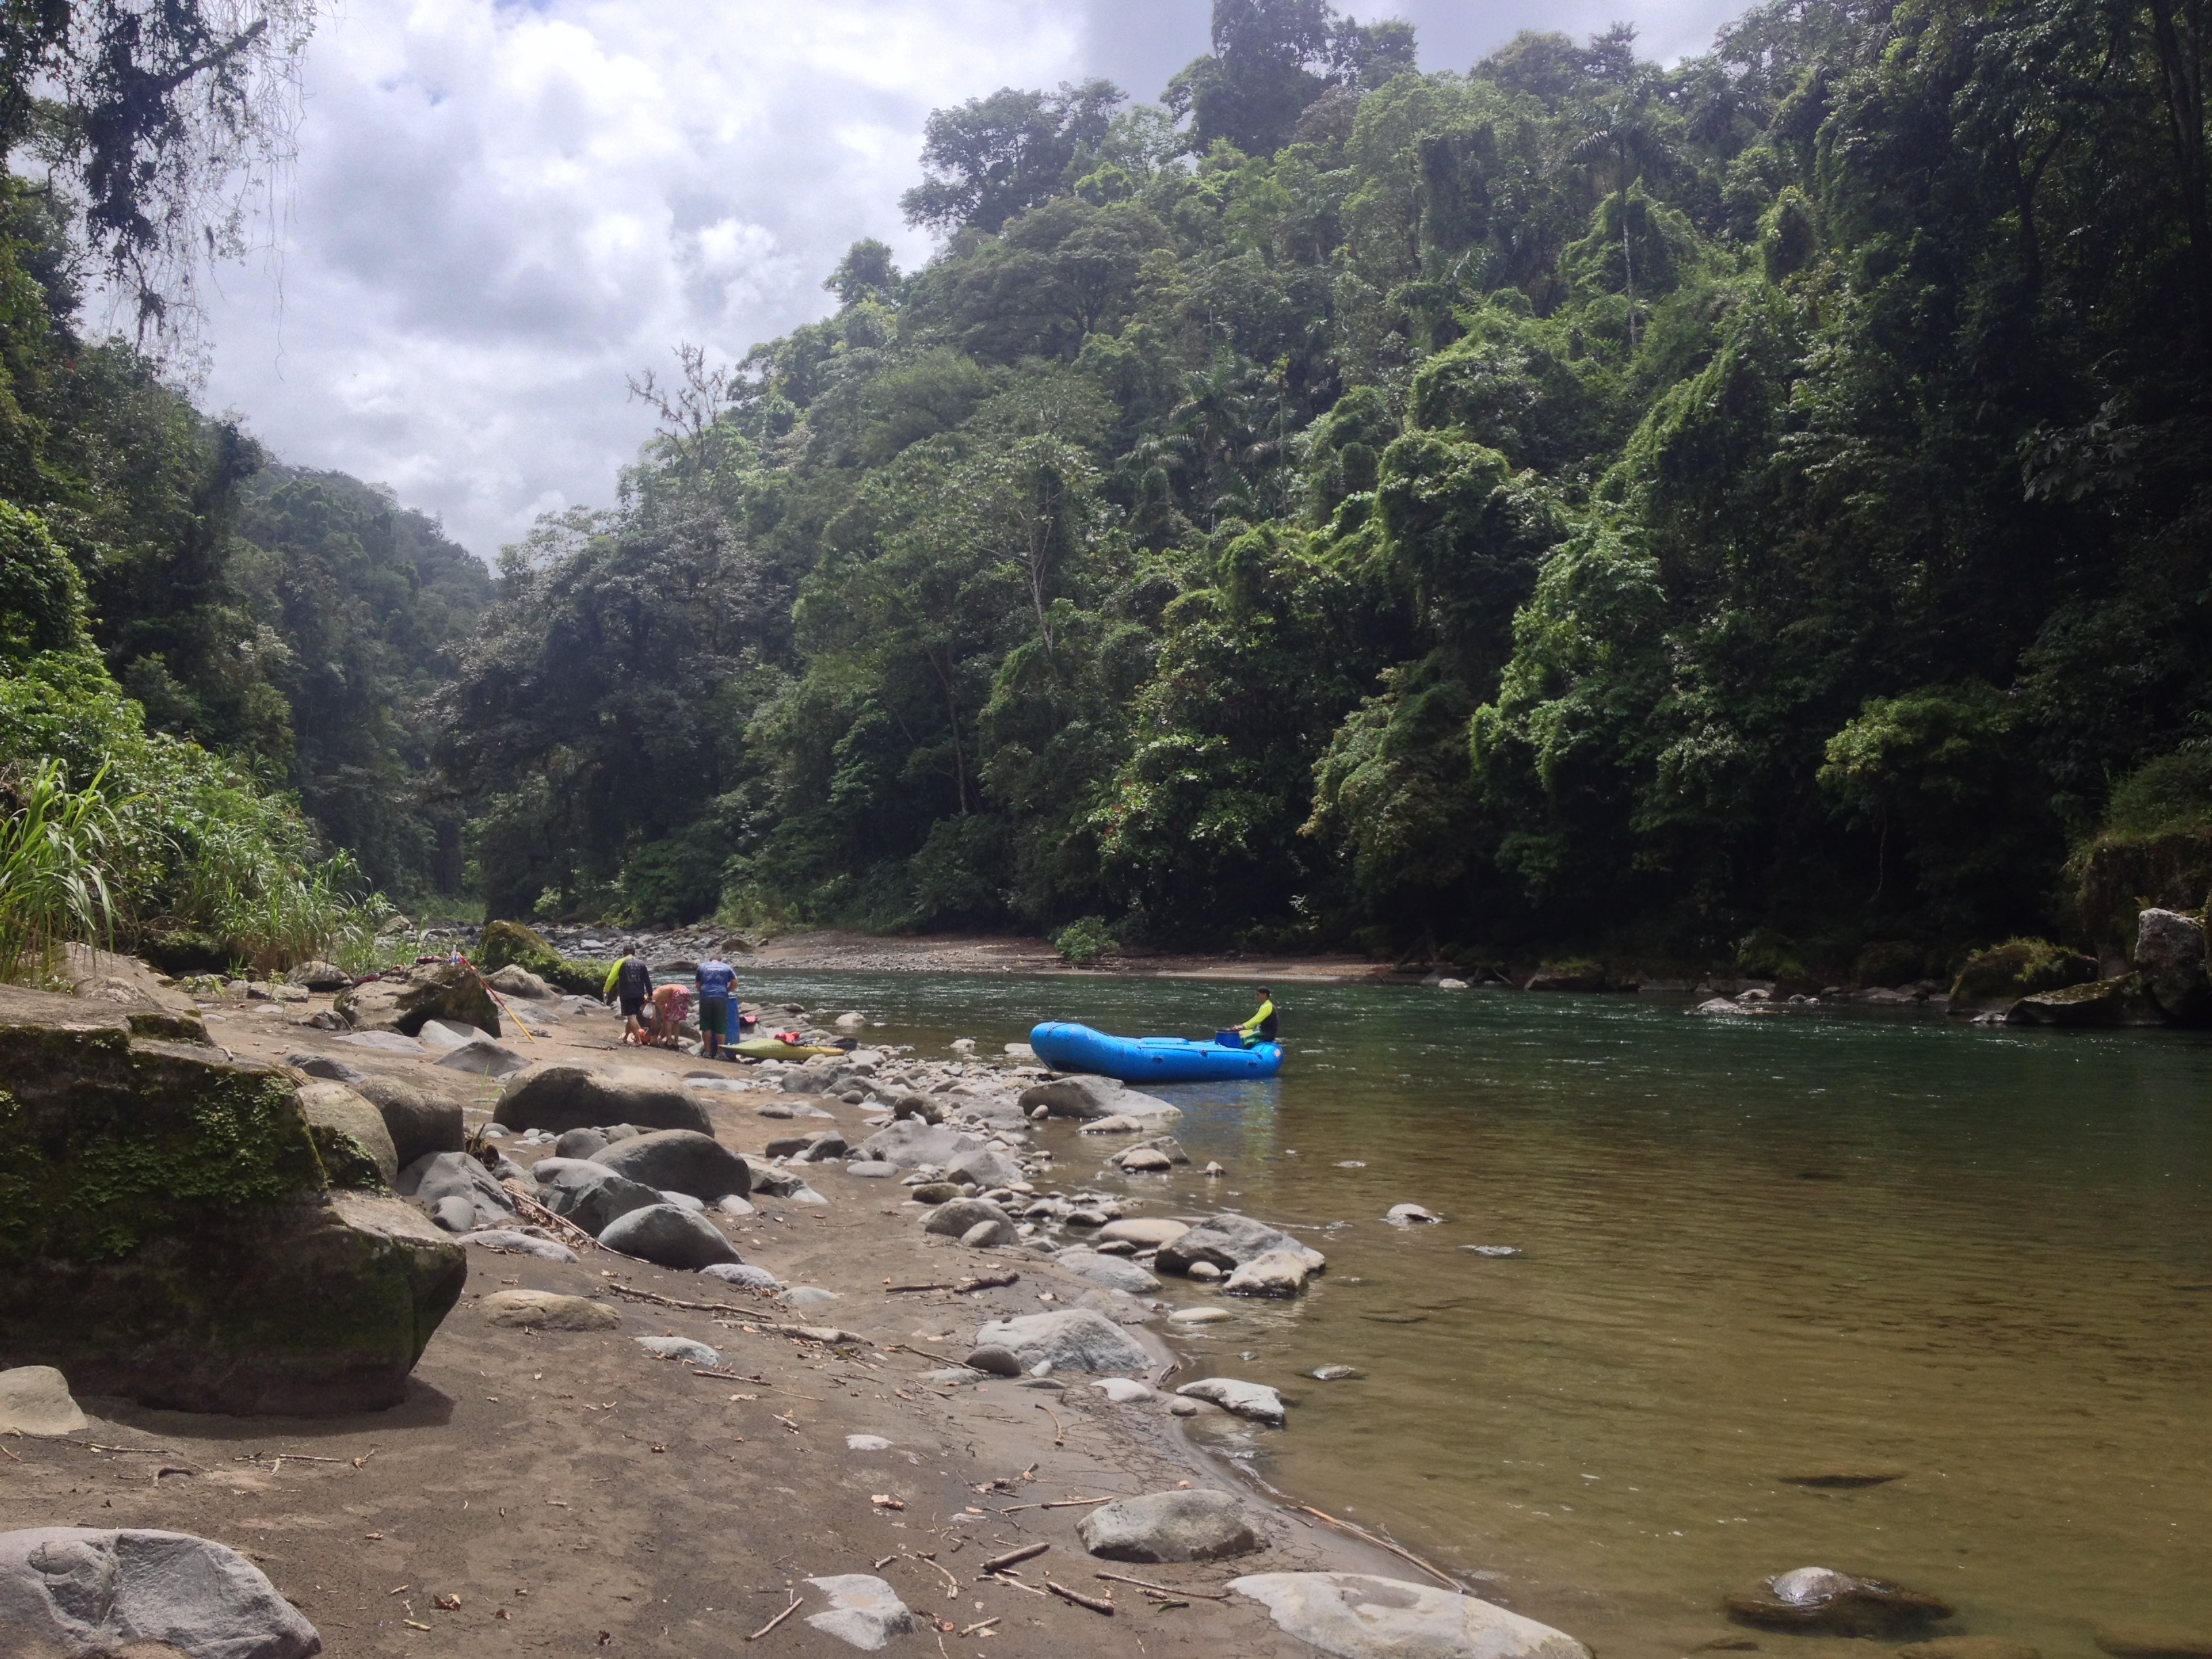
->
xmin=1237 ymin=986 xmax=1278 ymax=1046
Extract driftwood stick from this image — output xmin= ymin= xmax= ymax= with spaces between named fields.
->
xmin=745 ymin=1596 xmax=800 ymax=1641
xmin=1093 ymin=1572 xmax=1231 ymax=1601
xmin=497 ymin=1182 xmax=598 ymax=1250
xmin=980 ymin=1542 xmax=1049 ymax=1573
xmin=1294 ymin=1504 xmax=1462 ymax=1591
xmin=1039 ymin=1496 xmax=1113 ymax=1509
xmin=1046 ymin=1580 xmax=1114 ymax=1615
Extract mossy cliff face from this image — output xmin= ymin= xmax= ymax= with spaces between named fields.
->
xmin=0 ymin=984 xmax=466 ymax=1414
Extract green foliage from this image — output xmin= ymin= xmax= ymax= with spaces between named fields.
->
xmin=0 ymin=504 xmax=90 ymax=664
xmin=2102 ymin=752 xmax=2212 ymax=841
xmin=1950 ymin=937 xmax=2096 ymax=1005
xmin=1052 ymin=915 xmax=1116 ymax=965
xmin=434 ymin=1 xmax=2212 ymax=970
xmin=474 ymin=918 xmax=606 ymax=996
xmin=0 ymin=759 xmax=120 ymax=987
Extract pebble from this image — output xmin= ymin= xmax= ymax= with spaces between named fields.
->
xmin=1308 ymin=1365 xmax=1361 ymax=1381
xmin=1187 ymin=1261 xmax=1224 ymax=1281
xmin=1463 ymin=1245 xmax=1521 ymax=1257
xmin=783 ymin=1286 xmax=840 ymax=1306
xmin=1169 ymin=1307 xmax=1233 ymax=1324
xmin=844 ymin=1434 xmax=893 ymax=1451
xmin=1385 ymin=1204 xmax=1439 ymax=1225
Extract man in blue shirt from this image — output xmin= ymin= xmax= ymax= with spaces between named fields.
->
xmin=695 ymin=956 xmax=739 ymax=1061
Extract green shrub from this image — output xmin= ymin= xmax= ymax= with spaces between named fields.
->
xmin=1853 ymin=940 xmax=1929 ymax=986
xmin=1052 ymin=916 xmax=1115 ymax=966
xmin=0 ymin=759 xmax=119 ymax=987
xmin=1950 ymin=938 xmax=2097 ymax=1006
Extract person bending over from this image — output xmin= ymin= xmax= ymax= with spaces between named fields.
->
xmin=1238 ymin=986 xmax=1278 ymax=1046
xmin=695 ymin=956 xmax=737 ymax=1059
xmin=604 ymin=946 xmax=653 ymax=1044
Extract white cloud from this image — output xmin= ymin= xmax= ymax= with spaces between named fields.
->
xmin=202 ymin=0 xmax=1750 ymax=558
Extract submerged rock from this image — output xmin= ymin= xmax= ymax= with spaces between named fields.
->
xmin=2097 ymin=1628 xmax=2212 ymax=1659
xmin=1902 ymin=1639 xmax=2043 ymax=1659
xmin=1054 ymin=1248 xmax=1161 ymax=1294
xmin=1725 ymin=1566 xmax=1953 ymax=1636
xmin=1077 ymin=1489 xmax=1260 ymax=1563
xmin=1017 ymin=1074 xmax=1181 ymax=1122
xmin=1224 ymin=1250 xmax=1315 ymax=1297
xmin=1158 ymin=1213 xmax=1325 ymax=1277
xmin=1230 ymin=1572 xmax=1589 ymax=1659
xmin=0 ymin=1527 xmax=322 ymax=1659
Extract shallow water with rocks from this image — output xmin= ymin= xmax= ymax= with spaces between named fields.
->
xmin=739 ymin=968 xmax=2212 ymax=1657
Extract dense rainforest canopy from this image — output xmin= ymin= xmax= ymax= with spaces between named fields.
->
xmin=6 ymin=0 xmax=2211 ymax=984
xmin=434 ymin=0 xmax=2212 ymax=977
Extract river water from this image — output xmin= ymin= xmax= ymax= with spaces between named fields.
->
xmin=740 ymin=970 xmax=2212 ymax=1654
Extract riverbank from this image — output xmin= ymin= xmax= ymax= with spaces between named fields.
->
xmin=0 ymin=966 xmax=1560 ymax=1659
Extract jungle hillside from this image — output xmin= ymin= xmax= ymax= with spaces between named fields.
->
xmin=6 ymin=0 xmax=2212 ymax=985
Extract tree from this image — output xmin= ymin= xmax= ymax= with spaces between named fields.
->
xmin=1 ymin=0 xmax=315 ymax=341
xmin=901 ymin=80 xmax=1124 ymax=233
xmin=1166 ymin=0 xmax=1418 ymax=159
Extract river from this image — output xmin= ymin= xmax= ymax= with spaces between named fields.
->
xmin=738 ymin=969 xmax=2212 ymax=1654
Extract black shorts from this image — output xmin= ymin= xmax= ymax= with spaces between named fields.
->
xmin=620 ymin=996 xmax=645 ymax=1019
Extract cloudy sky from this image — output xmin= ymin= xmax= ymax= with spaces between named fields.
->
xmin=201 ymin=0 xmax=1742 ymax=559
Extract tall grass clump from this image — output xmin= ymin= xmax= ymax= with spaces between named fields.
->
xmin=0 ymin=760 xmax=121 ymax=987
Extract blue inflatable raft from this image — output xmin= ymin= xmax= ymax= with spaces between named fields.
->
xmin=1029 ymin=1021 xmax=1284 ymax=1084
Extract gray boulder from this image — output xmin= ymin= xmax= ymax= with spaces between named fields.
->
xmin=1054 ymin=1248 xmax=1160 ymax=1294
xmin=857 ymin=1118 xmax=984 ymax=1168
xmin=1157 ymin=1213 xmax=1324 ymax=1277
xmin=0 ymin=1528 xmax=323 ymax=1659
xmin=1176 ymin=1377 xmax=1286 ymax=1425
xmin=1078 ymin=1489 xmax=1260 ymax=1563
xmin=923 ymin=1198 xmax=1014 ymax=1240
xmin=591 ymin=1129 xmax=752 ymax=1200
xmin=485 ymin=963 xmax=553 ymax=998
xmin=285 ymin=1051 xmax=365 ymax=1085
xmin=493 ymin=1062 xmax=712 ymax=1136
xmin=295 ymin=1079 xmax=399 ymax=1187
xmin=436 ymin=1037 xmax=529 ymax=1078
xmin=554 ymin=1126 xmax=610 ymax=1160
xmin=286 ymin=959 xmax=350 ymax=992
xmin=2136 ymin=907 xmax=2212 ymax=1025
xmin=336 ymin=962 xmax=500 ymax=1038
xmin=533 ymin=1158 xmax=663 ymax=1236
xmin=599 ymin=1203 xmax=741 ymax=1269
xmin=352 ymin=1075 xmax=465 ymax=1168
xmin=396 ymin=1151 xmax=515 ymax=1230
xmin=1017 ymin=1074 xmax=1181 ymax=1122
xmin=481 ymin=1288 xmax=620 ymax=1330
xmin=946 ymin=1144 xmax=1023 ymax=1188
xmin=1229 ymin=1572 xmax=1591 ymax=1659
xmin=1224 ymin=1250 xmax=1315 ymax=1298
xmin=0 ymin=1366 xmax=87 ymax=1437
xmin=972 ymin=1308 xmax=1152 ymax=1374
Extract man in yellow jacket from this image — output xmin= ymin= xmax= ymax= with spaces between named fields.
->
xmin=603 ymin=947 xmax=653 ymax=1044
xmin=1237 ymin=987 xmax=1277 ymax=1046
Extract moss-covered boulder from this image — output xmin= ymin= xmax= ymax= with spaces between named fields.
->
xmin=2005 ymin=975 xmax=2165 ymax=1028
xmin=336 ymin=962 xmax=501 ymax=1038
xmin=476 ymin=920 xmax=608 ymax=997
xmin=0 ymin=985 xmax=465 ymax=1414
xmin=1948 ymin=939 xmax=2097 ymax=1013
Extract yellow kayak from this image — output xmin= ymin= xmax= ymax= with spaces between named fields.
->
xmin=731 ymin=1038 xmax=846 ymax=1061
